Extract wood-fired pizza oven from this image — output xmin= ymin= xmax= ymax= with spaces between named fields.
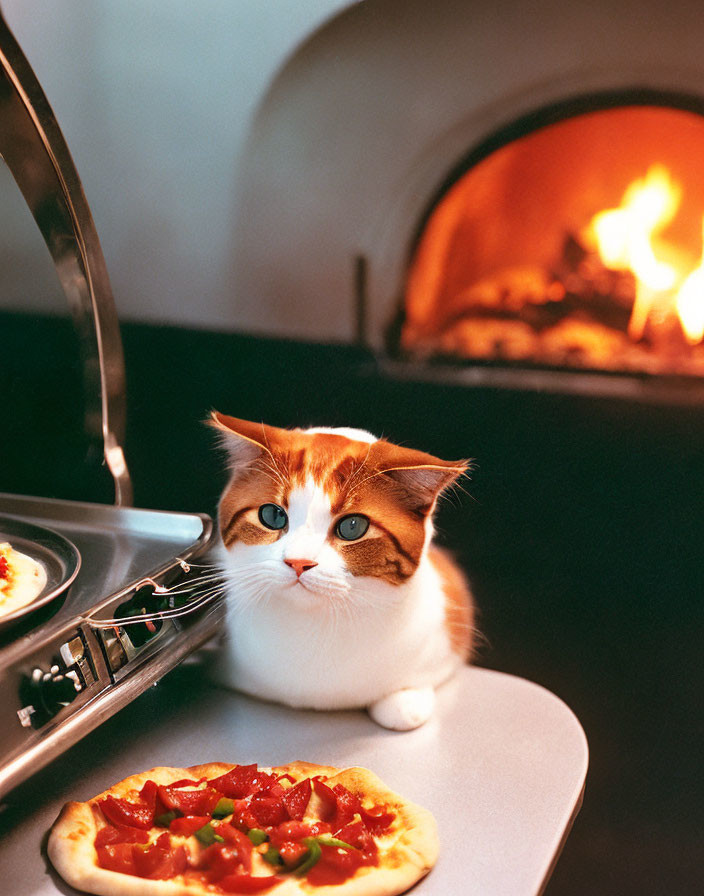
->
xmin=229 ymin=0 xmax=704 ymax=400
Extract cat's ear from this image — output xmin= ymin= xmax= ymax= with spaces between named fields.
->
xmin=208 ymin=412 xmax=282 ymax=468
xmin=372 ymin=443 xmax=470 ymax=514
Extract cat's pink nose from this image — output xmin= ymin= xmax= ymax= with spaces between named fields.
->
xmin=285 ymin=558 xmax=318 ymax=577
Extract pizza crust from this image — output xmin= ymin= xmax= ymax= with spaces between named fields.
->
xmin=48 ymin=762 xmax=438 ymax=896
xmin=299 ymin=766 xmax=439 ymax=896
xmin=49 ymin=768 xmax=217 ymax=896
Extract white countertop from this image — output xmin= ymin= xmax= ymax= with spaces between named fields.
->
xmin=0 ymin=664 xmax=588 ymax=895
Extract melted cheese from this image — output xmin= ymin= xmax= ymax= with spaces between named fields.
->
xmin=0 ymin=542 xmax=47 ymax=617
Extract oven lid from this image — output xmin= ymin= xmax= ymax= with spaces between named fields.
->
xmin=0 ymin=10 xmax=130 ymax=505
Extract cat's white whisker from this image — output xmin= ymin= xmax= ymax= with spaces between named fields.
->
xmin=259 ymin=460 xmax=288 ymax=490
xmin=258 ymin=447 xmax=290 ymax=489
xmin=158 ymin=573 xmax=226 ymax=595
xmin=342 ymin=444 xmax=374 ymax=498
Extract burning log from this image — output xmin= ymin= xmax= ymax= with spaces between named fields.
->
xmin=400 ymin=163 xmax=704 ymax=375
xmin=402 ymin=230 xmax=704 ymax=373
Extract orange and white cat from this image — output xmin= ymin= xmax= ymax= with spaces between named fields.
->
xmin=210 ymin=412 xmax=475 ymax=731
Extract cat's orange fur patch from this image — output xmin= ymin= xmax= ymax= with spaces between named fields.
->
xmin=218 ymin=472 xmax=284 ymax=547
xmin=428 ymin=545 xmax=474 ymax=660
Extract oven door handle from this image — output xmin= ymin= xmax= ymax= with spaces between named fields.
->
xmin=0 ymin=12 xmax=132 ymax=506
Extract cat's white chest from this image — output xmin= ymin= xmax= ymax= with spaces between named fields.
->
xmin=216 ymin=560 xmax=459 ymax=711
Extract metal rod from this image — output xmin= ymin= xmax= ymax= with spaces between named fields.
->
xmin=0 ymin=12 xmax=132 ymax=505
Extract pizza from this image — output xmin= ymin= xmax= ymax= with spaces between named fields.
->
xmin=0 ymin=541 xmax=47 ymax=617
xmin=48 ymin=761 xmax=439 ymax=896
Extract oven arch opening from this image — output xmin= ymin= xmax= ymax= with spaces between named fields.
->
xmin=391 ymin=91 xmax=704 ymax=385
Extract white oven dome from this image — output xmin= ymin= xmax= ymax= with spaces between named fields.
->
xmin=230 ymin=0 xmax=704 ymax=348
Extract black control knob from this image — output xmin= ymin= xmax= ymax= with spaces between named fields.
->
xmin=18 ymin=665 xmax=80 ymax=729
xmin=39 ymin=672 xmax=79 ymax=714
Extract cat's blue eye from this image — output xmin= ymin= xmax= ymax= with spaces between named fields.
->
xmin=335 ymin=514 xmax=370 ymax=541
xmin=258 ymin=503 xmax=288 ymax=530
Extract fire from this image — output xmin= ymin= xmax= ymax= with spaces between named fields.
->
xmin=676 ymin=219 xmax=704 ymax=344
xmin=583 ymin=164 xmax=704 ymax=344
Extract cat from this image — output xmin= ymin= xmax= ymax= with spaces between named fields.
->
xmin=209 ymin=411 xmax=475 ymax=731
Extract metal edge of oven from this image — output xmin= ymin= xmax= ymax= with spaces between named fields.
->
xmin=377 ymin=355 xmax=704 ymax=405
xmin=0 ymin=498 xmax=226 ymax=801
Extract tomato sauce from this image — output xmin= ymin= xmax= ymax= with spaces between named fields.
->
xmin=94 ymin=765 xmax=395 ymax=892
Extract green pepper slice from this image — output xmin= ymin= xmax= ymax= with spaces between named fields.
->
xmin=247 ymin=828 xmax=269 ymax=846
xmin=294 ymin=838 xmax=322 ymax=876
xmin=212 ymin=797 xmax=235 ymax=818
xmin=290 ymin=836 xmax=357 ymax=877
xmin=262 ymin=846 xmax=284 ymax=867
xmin=154 ymin=810 xmax=177 ymax=827
xmin=194 ymin=822 xmax=225 ymax=846
xmin=315 ymin=836 xmax=357 ymax=850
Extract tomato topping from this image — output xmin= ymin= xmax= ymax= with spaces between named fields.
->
xmin=96 ymin=778 xmax=178 ymax=831
xmin=268 ymin=820 xmax=311 ymax=845
xmin=169 ymin=815 xmax=212 ymax=837
xmin=215 ymin=823 xmax=254 ymax=870
xmin=142 ymin=778 xmax=174 ymax=818
xmin=311 ymin=778 xmax=338 ymax=822
xmin=96 ymin=832 xmax=188 ymax=880
xmin=311 ymin=780 xmax=395 ymax=834
xmin=335 ymin=819 xmax=378 ymax=856
xmin=334 ymin=784 xmax=363 ymax=823
xmin=195 ymin=842 xmax=249 ymax=880
xmin=95 ymin=824 xmax=150 ymax=847
xmin=217 ymin=873 xmax=282 ymax=893
xmin=158 ymin=784 xmax=222 ymax=816
xmin=248 ymin=790 xmax=289 ymax=827
xmin=281 ymin=778 xmax=311 ymax=820
xmin=267 ymin=819 xmax=330 ymax=847
xmin=359 ymin=805 xmax=395 ymax=834
xmin=305 ymin=841 xmax=368 ymax=887
xmin=138 ymin=779 xmax=158 ymax=806
xmin=96 ymin=842 xmax=138 ymax=875
xmin=133 ymin=832 xmax=188 ymax=880
xmin=99 ymin=795 xmax=155 ymax=829
xmin=207 ymin=765 xmax=278 ymax=799
xmin=224 ymin=799 xmax=258 ymax=832
xmin=93 ymin=765 xmax=394 ymax=891
xmin=332 ymin=783 xmax=395 ymax=834
xmin=278 ymin=840 xmax=309 ymax=869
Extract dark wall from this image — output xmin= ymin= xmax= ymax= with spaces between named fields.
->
xmin=2 ymin=311 xmax=702 ymax=894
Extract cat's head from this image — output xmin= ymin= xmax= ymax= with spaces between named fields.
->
xmin=209 ymin=412 xmax=468 ymax=604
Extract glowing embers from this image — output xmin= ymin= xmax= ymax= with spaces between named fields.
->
xmin=400 ymin=106 xmax=704 ymax=375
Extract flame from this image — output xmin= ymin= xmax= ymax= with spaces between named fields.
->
xmin=584 ymin=164 xmax=704 ymax=345
xmin=677 ymin=221 xmax=704 ymax=344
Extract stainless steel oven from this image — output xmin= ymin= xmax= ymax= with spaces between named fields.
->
xmin=0 ymin=12 xmax=225 ymax=799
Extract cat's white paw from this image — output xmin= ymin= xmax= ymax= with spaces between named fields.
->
xmin=368 ymin=687 xmax=436 ymax=731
